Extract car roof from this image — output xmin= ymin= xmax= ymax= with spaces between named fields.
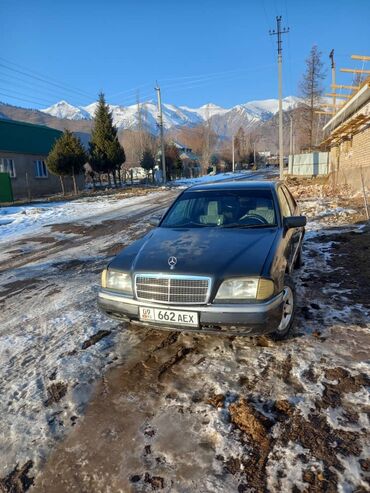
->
xmin=187 ymin=179 xmax=279 ymax=192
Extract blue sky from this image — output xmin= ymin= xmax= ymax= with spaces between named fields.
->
xmin=0 ymin=0 xmax=369 ymax=109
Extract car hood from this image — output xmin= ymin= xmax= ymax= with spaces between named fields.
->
xmin=110 ymin=226 xmax=278 ymax=278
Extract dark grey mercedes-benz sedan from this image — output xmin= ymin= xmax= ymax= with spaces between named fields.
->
xmin=98 ymin=180 xmax=306 ymax=339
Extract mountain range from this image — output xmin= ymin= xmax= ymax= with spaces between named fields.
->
xmin=41 ymin=97 xmax=300 ymax=137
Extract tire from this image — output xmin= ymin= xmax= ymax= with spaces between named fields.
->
xmin=269 ymin=275 xmax=296 ymax=341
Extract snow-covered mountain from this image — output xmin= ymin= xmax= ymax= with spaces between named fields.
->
xmin=42 ymin=100 xmax=91 ymax=120
xmin=41 ymin=96 xmax=300 ymax=135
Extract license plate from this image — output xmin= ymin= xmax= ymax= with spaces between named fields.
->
xmin=139 ymin=307 xmax=199 ymax=327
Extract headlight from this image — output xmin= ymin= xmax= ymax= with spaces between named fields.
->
xmin=215 ymin=278 xmax=274 ymax=301
xmin=101 ymin=269 xmax=133 ymax=294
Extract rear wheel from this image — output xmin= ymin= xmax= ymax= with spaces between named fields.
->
xmin=269 ymin=276 xmax=296 ymax=341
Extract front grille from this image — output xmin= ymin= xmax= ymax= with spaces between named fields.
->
xmin=135 ymin=274 xmax=210 ymax=304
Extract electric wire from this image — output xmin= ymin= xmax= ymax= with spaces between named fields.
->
xmin=0 ymin=60 xmax=94 ymax=102
xmin=0 ymin=56 xmax=95 ymax=99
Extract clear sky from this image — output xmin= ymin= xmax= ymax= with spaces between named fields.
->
xmin=0 ymin=0 xmax=369 ymax=110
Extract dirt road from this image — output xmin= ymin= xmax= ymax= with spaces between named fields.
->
xmin=0 ymin=189 xmax=178 ymax=483
xmin=1 ymin=188 xmax=369 ymax=493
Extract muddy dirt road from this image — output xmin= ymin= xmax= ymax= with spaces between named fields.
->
xmin=1 ymin=188 xmax=369 ymax=493
xmin=0 ymin=189 xmax=178 ymax=483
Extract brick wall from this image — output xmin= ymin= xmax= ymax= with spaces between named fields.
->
xmin=329 ymin=100 xmax=370 ymax=191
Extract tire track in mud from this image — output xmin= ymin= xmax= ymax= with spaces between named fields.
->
xmin=33 ymin=329 xmax=196 ymax=493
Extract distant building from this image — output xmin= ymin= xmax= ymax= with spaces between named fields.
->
xmin=322 ymin=78 xmax=370 ymax=190
xmin=259 ymin=151 xmax=272 ymax=158
xmin=172 ymin=141 xmax=201 ymax=178
xmin=128 ymin=166 xmax=147 ymax=180
xmin=0 ymin=119 xmax=84 ymax=201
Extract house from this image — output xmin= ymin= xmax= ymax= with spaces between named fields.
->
xmin=172 ymin=141 xmax=201 ymax=178
xmin=0 ymin=119 xmax=84 ymax=201
xmin=322 ymin=77 xmax=370 ymax=190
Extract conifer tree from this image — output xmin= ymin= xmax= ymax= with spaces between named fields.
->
xmin=89 ymin=93 xmax=126 ymax=186
xmin=165 ymin=144 xmax=183 ymax=180
xmin=140 ymin=148 xmax=155 ymax=182
xmin=47 ymin=130 xmax=87 ymax=195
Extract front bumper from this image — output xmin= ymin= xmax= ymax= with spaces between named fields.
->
xmin=97 ymin=289 xmax=284 ymax=336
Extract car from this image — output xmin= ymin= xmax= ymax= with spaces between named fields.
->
xmin=98 ymin=180 xmax=306 ymax=340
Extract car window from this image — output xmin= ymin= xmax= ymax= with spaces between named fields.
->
xmin=161 ymin=189 xmax=277 ymax=228
xmin=277 ymin=187 xmax=292 ymax=217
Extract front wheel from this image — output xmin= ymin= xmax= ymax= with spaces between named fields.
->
xmin=269 ymin=277 xmax=296 ymax=341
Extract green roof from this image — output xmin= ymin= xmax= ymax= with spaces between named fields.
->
xmin=0 ymin=119 xmax=62 ymax=155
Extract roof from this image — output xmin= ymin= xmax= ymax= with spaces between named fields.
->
xmin=172 ymin=141 xmax=193 ymax=152
xmin=0 ymin=119 xmax=62 ymax=155
xmin=188 ymin=180 xmax=277 ymax=192
xmin=179 ymin=151 xmax=199 ymax=161
xmin=323 ymin=79 xmax=370 ymax=133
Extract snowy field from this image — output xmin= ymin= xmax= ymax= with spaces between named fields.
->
xmin=0 ymin=180 xmax=369 ymax=492
xmin=0 ymin=191 xmax=164 ymax=244
xmin=0 ymin=170 xmax=275 ymax=244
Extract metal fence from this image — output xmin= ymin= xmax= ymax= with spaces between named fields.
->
xmin=288 ymin=152 xmax=329 ymax=176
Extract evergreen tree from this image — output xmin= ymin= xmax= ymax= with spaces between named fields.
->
xmin=165 ymin=144 xmax=183 ymax=180
xmin=140 ymin=148 xmax=156 ymax=181
xmin=89 ymin=93 xmax=126 ymax=186
xmin=47 ymin=130 xmax=87 ymax=195
xmin=299 ymin=45 xmax=326 ymax=149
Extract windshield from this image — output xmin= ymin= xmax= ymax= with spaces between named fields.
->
xmin=161 ymin=189 xmax=277 ymax=228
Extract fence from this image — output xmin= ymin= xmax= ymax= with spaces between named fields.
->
xmin=288 ymin=152 xmax=329 ymax=176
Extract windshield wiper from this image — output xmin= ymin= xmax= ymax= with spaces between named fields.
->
xmin=222 ymin=223 xmax=276 ymax=229
xmin=165 ymin=222 xmax=211 ymax=228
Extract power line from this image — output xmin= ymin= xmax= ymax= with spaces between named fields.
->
xmin=160 ymin=67 xmax=245 ymax=83
xmin=0 ymin=86 xmax=59 ymax=106
xmin=0 ymin=91 xmax=65 ymax=108
xmin=0 ymin=73 xmax=88 ymax=105
xmin=109 ymin=65 xmax=276 ymax=105
xmin=106 ymin=82 xmax=153 ymax=99
xmin=0 ymin=56 xmax=95 ymax=100
xmin=0 ymin=61 xmax=94 ymax=102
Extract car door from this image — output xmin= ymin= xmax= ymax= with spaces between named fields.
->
xmin=276 ymin=186 xmax=296 ymax=272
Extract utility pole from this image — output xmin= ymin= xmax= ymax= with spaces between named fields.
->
xmin=329 ymin=49 xmax=336 ymax=110
xmin=232 ymin=135 xmax=235 ymax=172
xmin=269 ymin=16 xmax=289 ymax=180
xmin=203 ymin=104 xmax=211 ymax=175
xmin=155 ymin=83 xmax=166 ymax=183
xmin=136 ymin=90 xmax=143 ymax=160
xmin=289 ymin=115 xmax=293 ymax=156
xmin=289 ymin=114 xmax=294 ymax=173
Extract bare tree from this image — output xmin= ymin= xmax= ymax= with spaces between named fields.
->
xmin=299 ymin=45 xmax=326 ymax=150
xmin=353 ymin=72 xmax=364 ymax=88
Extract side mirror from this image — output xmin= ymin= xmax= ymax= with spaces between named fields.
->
xmin=284 ymin=216 xmax=307 ymax=229
xmin=149 ymin=214 xmax=162 ymax=227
